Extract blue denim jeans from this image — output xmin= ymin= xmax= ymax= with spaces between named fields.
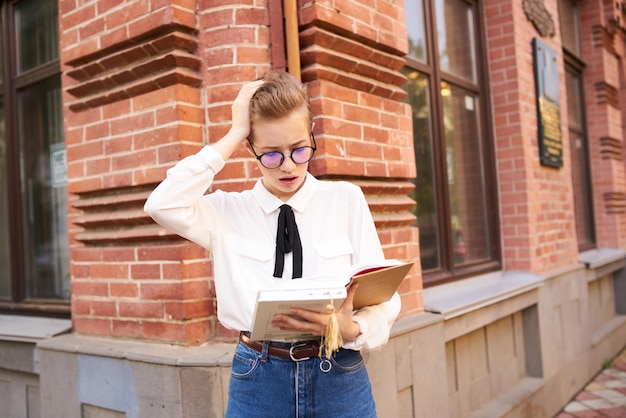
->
xmin=225 ymin=341 xmax=377 ymax=418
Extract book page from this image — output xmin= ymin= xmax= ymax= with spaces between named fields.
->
xmin=349 ymin=258 xmax=403 ymax=278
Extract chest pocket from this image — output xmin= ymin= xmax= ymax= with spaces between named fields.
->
xmin=230 ymin=235 xmax=274 ymax=262
xmin=314 ymin=236 xmax=354 ymax=279
xmin=226 ymin=234 xmax=278 ymax=289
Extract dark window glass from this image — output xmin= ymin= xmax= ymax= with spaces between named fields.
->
xmin=441 ymin=82 xmax=491 ymax=265
xmin=406 ymin=0 xmax=428 ymax=63
xmin=403 ymin=69 xmax=440 ymax=270
xmin=560 ymin=0 xmax=595 ymax=250
xmin=15 ymin=0 xmax=59 ymax=73
xmin=559 ymin=0 xmax=581 ymax=57
xmin=18 ymin=76 xmax=68 ymax=299
xmin=436 ymin=0 xmax=477 ymax=83
xmin=565 ymin=65 xmax=595 ymax=249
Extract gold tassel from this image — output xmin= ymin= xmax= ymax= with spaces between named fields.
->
xmin=321 ymin=303 xmax=342 ymax=358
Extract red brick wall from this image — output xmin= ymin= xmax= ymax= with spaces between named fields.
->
xmin=484 ymin=0 xmax=580 ymax=273
xmin=61 ymin=0 xmax=420 ymax=345
xmin=579 ymin=0 xmax=626 ymax=249
xmin=62 ymin=0 xmax=227 ymax=344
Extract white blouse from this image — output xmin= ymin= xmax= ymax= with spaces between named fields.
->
xmin=144 ymin=145 xmax=401 ymax=350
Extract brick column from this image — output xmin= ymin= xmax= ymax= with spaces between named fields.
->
xmin=62 ymin=1 xmax=214 ymax=345
xmin=580 ymin=0 xmax=626 ymax=248
xmin=298 ymin=0 xmax=423 ymax=315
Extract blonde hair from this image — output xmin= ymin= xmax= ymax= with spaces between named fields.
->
xmin=249 ymin=71 xmax=312 ymax=137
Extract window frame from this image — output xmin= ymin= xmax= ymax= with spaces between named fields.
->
xmin=0 ymin=0 xmax=69 ymax=317
xmin=558 ymin=0 xmax=596 ymax=252
xmin=563 ymin=50 xmax=596 ymax=252
xmin=405 ymin=0 xmax=501 ymax=287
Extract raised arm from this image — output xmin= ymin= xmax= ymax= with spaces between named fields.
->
xmin=144 ymin=80 xmax=263 ymax=248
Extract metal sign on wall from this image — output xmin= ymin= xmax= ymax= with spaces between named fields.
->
xmin=532 ymin=38 xmax=563 ymax=168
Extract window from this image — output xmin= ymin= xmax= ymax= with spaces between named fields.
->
xmin=0 ymin=0 xmax=68 ymax=314
xmin=403 ymin=0 xmax=499 ymax=286
xmin=560 ymin=0 xmax=595 ymax=250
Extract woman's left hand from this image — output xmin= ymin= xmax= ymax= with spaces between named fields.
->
xmin=271 ymin=284 xmax=361 ymax=343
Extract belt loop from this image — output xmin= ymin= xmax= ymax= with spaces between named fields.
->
xmin=261 ymin=341 xmax=270 ymax=362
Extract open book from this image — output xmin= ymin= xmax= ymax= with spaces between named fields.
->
xmin=348 ymin=259 xmax=414 ymax=309
xmin=249 ymin=259 xmax=414 ymax=341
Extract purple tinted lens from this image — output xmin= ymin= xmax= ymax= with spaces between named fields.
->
xmin=292 ymin=147 xmax=313 ymax=163
xmin=260 ymin=152 xmax=283 ymax=168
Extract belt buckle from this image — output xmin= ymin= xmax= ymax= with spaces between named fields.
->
xmin=289 ymin=343 xmax=311 ymax=362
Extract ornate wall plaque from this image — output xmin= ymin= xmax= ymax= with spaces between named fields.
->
xmin=523 ymin=0 xmax=556 ymax=37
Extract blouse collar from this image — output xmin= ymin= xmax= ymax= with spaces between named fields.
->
xmin=253 ymin=172 xmax=317 ymax=214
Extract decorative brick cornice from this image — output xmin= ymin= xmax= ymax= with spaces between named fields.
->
xmin=594 ymin=81 xmax=619 ymax=108
xmin=350 ymin=179 xmax=416 ymax=229
xmin=72 ymin=179 xmax=416 ymax=244
xmin=72 ymin=186 xmax=179 ymax=245
xmin=600 ymin=136 xmax=623 ymax=160
xmin=65 ymin=27 xmax=202 ymax=112
xmin=299 ymin=26 xmax=407 ymax=101
xmin=604 ymin=192 xmax=626 ymax=214
xmin=592 ymin=25 xmax=616 ymax=54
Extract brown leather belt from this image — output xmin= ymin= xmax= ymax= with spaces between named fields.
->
xmin=239 ymin=332 xmax=320 ymax=361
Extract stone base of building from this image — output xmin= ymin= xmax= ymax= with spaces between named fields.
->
xmin=3 ymin=249 xmax=625 ymax=417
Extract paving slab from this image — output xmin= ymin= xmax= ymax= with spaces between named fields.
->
xmin=557 ymin=347 xmax=626 ymax=417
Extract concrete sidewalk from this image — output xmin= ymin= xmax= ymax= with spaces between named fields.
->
xmin=556 ymin=347 xmax=626 ymax=417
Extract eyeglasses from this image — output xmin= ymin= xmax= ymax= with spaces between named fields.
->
xmin=248 ymin=134 xmax=317 ymax=169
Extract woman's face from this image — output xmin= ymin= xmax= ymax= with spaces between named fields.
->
xmin=248 ymin=107 xmax=313 ymax=201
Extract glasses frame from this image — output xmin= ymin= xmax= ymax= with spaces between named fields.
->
xmin=247 ymin=134 xmax=317 ymax=169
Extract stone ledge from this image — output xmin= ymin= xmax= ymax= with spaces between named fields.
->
xmin=469 ymin=377 xmax=545 ymax=418
xmin=591 ymin=315 xmax=626 ymax=347
xmin=390 ymin=311 xmax=443 ymax=338
xmin=0 ymin=315 xmax=71 ymax=343
xmin=579 ymin=247 xmax=626 ymax=272
xmin=37 ymin=334 xmax=235 ymax=367
xmin=423 ymin=271 xmax=544 ymax=319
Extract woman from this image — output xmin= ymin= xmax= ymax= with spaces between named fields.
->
xmin=144 ymin=70 xmax=401 ymax=417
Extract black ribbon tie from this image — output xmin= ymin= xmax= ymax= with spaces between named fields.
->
xmin=273 ymin=204 xmax=303 ymax=279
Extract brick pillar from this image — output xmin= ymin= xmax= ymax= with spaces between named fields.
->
xmin=62 ymin=1 xmax=216 ymax=345
xmin=298 ymin=0 xmax=423 ymax=315
xmin=580 ymin=0 xmax=626 ymax=248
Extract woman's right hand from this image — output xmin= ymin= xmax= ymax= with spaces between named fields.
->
xmin=229 ymin=79 xmax=265 ymax=142
xmin=212 ymin=79 xmax=264 ymax=161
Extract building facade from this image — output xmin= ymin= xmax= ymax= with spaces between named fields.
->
xmin=1 ymin=0 xmax=626 ymax=416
